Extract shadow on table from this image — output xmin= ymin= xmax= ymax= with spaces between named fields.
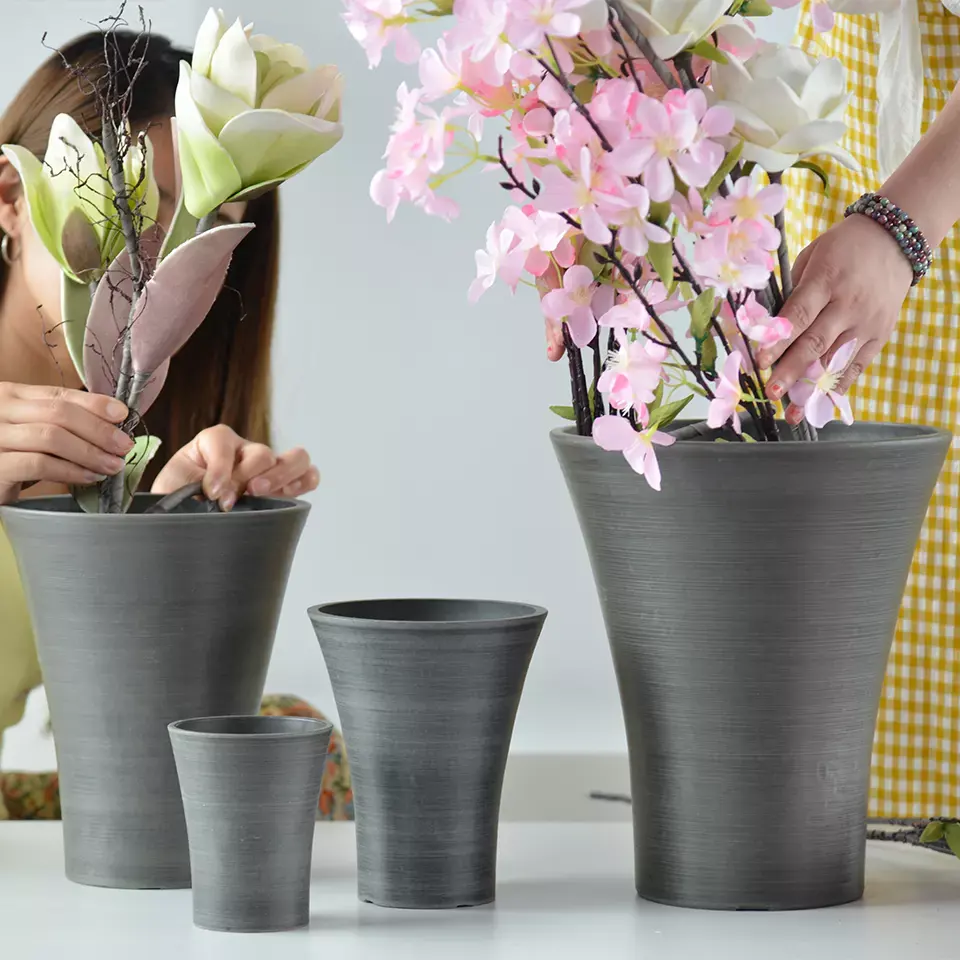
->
xmin=495 ymin=876 xmax=635 ymax=913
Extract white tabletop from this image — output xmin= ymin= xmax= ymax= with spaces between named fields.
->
xmin=3 ymin=822 xmax=960 ymax=959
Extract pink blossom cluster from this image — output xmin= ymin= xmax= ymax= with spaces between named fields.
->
xmin=346 ymin=0 xmax=852 ymax=490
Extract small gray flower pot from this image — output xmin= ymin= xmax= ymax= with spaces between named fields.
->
xmin=169 ymin=715 xmax=332 ymax=933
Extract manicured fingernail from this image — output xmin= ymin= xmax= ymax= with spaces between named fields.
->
xmin=113 ymin=431 xmax=135 ymax=454
xmin=286 ymin=481 xmax=302 ymax=496
xmin=106 ymin=401 xmax=128 ymax=420
xmin=767 ymin=381 xmax=784 ymax=399
xmin=249 ymin=478 xmax=271 ymax=496
xmin=83 ymin=473 xmax=107 ymax=483
xmin=220 ymin=492 xmax=237 ymax=511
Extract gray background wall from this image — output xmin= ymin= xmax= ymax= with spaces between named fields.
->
xmin=2 ymin=0 xmax=799 ymax=816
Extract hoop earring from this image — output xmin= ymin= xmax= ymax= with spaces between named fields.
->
xmin=0 ymin=233 xmax=18 ymax=267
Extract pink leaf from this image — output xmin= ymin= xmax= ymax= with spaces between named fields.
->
xmin=85 ymin=224 xmax=254 ymax=400
xmin=131 ymin=223 xmax=254 ymax=376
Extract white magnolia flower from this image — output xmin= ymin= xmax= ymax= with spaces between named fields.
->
xmin=618 ymin=0 xmax=731 ymax=60
xmin=2 ymin=113 xmax=158 ymax=282
xmin=710 ymin=42 xmax=855 ymax=173
xmin=176 ymin=7 xmax=344 ymax=218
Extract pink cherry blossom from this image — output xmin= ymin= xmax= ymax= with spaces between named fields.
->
xmin=788 ymin=339 xmax=858 ymax=429
xmin=673 ymin=188 xmax=727 ymax=238
xmin=693 ymin=226 xmax=772 ymax=295
xmin=344 ymin=0 xmax=421 ymax=68
xmin=711 ymin=177 xmax=785 ymax=252
xmin=707 ymin=351 xmax=744 ymax=435
xmin=597 ymin=183 xmax=671 ymax=257
xmin=536 ymin=146 xmax=617 ymax=245
xmin=599 ymin=299 xmax=650 ymax=331
xmin=597 ymin=327 xmax=667 ymax=415
xmin=592 ymin=414 xmax=675 ymax=491
xmin=501 ymin=205 xmax=571 ymax=276
xmin=469 ymin=223 xmax=527 ymax=302
xmin=446 ymin=0 xmax=514 ymax=81
xmin=607 ymin=91 xmax=731 ymax=202
xmin=541 ymin=263 xmax=599 ymax=347
xmin=419 ymin=39 xmax=463 ymax=99
xmin=735 ymin=294 xmax=792 ymax=349
xmin=506 ymin=0 xmax=591 ymax=51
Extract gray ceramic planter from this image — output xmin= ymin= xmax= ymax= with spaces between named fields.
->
xmin=0 ymin=495 xmax=309 ymax=889
xmin=308 ymin=599 xmax=546 ymax=908
xmin=552 ymin=422 xmax=950 ymax=911
xmin=169 ymin=715 xmax=332 ymax=933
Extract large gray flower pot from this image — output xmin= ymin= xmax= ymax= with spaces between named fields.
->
xmin=308 ymin=599 xmax=546 ymax=908
xmin=551 ymin=422 xmax=950 ymax=911
xmin=0 ymin=495 xmax=309 ymax=889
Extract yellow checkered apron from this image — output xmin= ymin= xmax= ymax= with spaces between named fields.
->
xmin=785 ymin=0 xmax=960 ymax=818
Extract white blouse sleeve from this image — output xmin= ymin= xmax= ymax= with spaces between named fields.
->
xmin=876 ymin=1 xmax=924 ymax=181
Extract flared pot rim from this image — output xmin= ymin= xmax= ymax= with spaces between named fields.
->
xmin=169 ymin=715 xmax=333 ymax=741
xmin=308 ymin=597 xmax=548 ymax=630
xmin=0 ymin=494 xmax=309 ymax=523
xmin=551 ymin=421 xmax=952 ymax=457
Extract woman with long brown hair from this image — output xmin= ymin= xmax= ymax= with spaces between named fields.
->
xmin=0 ymin=31 xmax=320 ymax=798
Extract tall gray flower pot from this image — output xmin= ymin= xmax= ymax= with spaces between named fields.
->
xmin=0 ymin=495 xmax=309 ymax=889
xmin=551 ymin=422 xmax=950 ymax=911
xmin=308 ymin=599 xmax=546 ymax=908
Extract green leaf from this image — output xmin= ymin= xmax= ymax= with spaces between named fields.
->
xmin=550 ymin=405 xmax=577 ymax=421
xmin=123 ymin=436 xmax=162 ymax=511
xmin=69 ymin=435 xmax=163 ymax=515
xmin=699 ymin=332 xmax=718 ymax=375
xmin=587 ymin=384 xmax=597 ymax=416
xmin=648 ymin=200 xmax=672 ymax=227
xmin=943 ymin=822 xmax=960 ymax=860
xmin=689 ymin=287 xmax=718 ymax=341
xmin=650 ymin=379 xmax=665 ymax=413
xmin=648 ymin=395 xmax=693 ymax=430
xmin=736 ymin=0 xmax=772 ymax=14
xmin=61 ymin=273 xmax=92 ymax=384
xmin=703 ymin=140 xmax=744 ymax=200
xmin=793 ymin=160 xmax=831 ymax=196
xmin=71 ymin=483 xmax=101 ymax=515
xmin=159 ymin=192 xmax=200 ymax=262
xmin=647 ymin=241 xmax=676 ymax=294
xmin=689 ymin=40 xmax=729 ymax=65
xmin=920 ymin=821 xmax=946 ymax=844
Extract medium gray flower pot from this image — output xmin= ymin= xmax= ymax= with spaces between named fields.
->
xmin=552 ymin=422 xmax=950 ymax=911
xmin=169 ymin=715 xmax=332 ymax=933
xmin=308 ymin=599 xmax=546 ymax=908
xmin=0 ymin=495 xmax=309 ymax=889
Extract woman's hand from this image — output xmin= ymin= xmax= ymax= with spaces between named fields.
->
xmin=152 ymin=424 xmax=319 ymax=510
xmin=0 ymin=383 xmax=131 ymax=505
xmin=757 ymin=214 xmax=914 ymax=423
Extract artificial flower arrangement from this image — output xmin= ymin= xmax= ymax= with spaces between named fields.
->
xmin=2 ymin=4 xmax=342 ymax=513
xmin=346 ymin=0 xmax=863 ymax=491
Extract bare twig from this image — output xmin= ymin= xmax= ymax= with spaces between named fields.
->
xmin=606 ymin=1 xmax=678 ymax=92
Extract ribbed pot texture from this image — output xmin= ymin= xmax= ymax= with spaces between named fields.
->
xmin=551 ymin=422 xmax=950 ymax=911
xmin=309 ymin=599 xmax=546 ymax=908
xmin=169 ymin=715 xmax=332 ymax=932
xmin=0 ymin=495 xmax=309 ymax=889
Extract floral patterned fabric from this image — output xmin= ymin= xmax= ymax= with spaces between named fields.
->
xmin=0 ymin=694 xmax=353 ymax=822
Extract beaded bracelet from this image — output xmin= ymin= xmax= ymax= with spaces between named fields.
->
xmin=844 ymin=193 xmax=932 ymax=286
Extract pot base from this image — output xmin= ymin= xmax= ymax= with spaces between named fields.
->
xmin=637 ymin=886 xmax=863 ymax=912
xmin=360 ymin=895 xmax=493 ymax=910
